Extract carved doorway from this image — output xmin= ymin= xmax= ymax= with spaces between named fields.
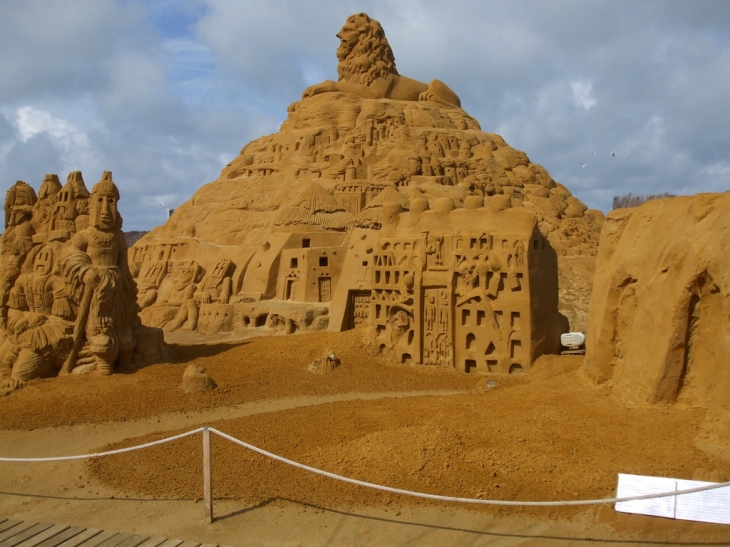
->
xmin=347 ymin=290 xmax=371 ymax=329
xmin=285 ymin=278 xmax=298 ymax=301
xmin=318 ymin=277 xmax=332 ymax=302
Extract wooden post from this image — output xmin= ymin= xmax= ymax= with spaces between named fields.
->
xmin=202 ymin=428 xmax=213 ymax=523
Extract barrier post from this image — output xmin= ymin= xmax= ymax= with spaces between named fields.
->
xmin=202 ymin=427 xmax=213 ymax=523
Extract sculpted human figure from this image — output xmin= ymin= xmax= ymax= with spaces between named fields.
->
xmin=169 ymin=257 xmax=233 ymax=332
xmin=0 ymin=244 xmax=75 ymax=391
xmin=302 ymin=13 xmax=461 ymax=108
xmin=196 ymin=258 xmax=233 ymax=305
xmin=137 ymin=260 xmax=168 ymax=309
xmin=0 ymin=181 xmax=37 ymax=329
xmin=166 ymin=261 xmax=203 ymax=331
xmin=61 ymin=171 xmax=136 ymax=375
xmin=32 ymin=174 xmax=62 ymax=233
xmin=425 ymin=295 xmax=436 ymax=332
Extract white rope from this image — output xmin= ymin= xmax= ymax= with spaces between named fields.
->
xmin=2 ymin=425 xmax=729 ymax=507
xmin=0 ymin=428 xmax=204 ymax=462
xmin=205 ymin=427 xmax=730 ymax=507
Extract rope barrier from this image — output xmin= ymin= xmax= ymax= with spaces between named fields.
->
xmin=1 ymin=425 xmax=729 ymax=507
xmin=0 ymin=428 xmax=205 ymax=462
xmin=205 ymin=427 xmax=730 ymax=507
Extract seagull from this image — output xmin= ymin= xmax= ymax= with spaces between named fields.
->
xmin=611 ymin=152 xmax=616 ymax=157
xmin=579 ymin=162 xmax=590 ymax=168
xmin=590 ymin=151 xmax=596 ymax=155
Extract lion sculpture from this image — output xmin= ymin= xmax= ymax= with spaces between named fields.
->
xmin=302 ymin=13 xmax=461 ymax=108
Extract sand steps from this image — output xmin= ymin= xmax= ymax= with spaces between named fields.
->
xmin=0 ymin=518 xmax=232 ymax=547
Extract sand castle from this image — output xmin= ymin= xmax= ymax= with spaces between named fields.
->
xmin=0 ymin=172 xmax=167 ymax=394
xmin=130 ymin=13 xmax=603 ymax=374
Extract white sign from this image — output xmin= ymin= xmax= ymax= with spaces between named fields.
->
xmin=615 ymin=473 xmax=730 ymax=525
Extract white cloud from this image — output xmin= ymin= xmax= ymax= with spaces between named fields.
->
xmin=570 ymin=80 xmax=597 ymax=110
xmin=14 ymin=107 xmax=95 ymax=174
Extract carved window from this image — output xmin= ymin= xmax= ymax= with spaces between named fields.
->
xmin=461 ymin=309 xmax=470 ymax=326
xmin=319 ymin=256 xmax=328 ymax=267
xmin=303 ymin=238 xmax=310 ymax=248
xmin=290 ymin=258 xmax=298 ymax=268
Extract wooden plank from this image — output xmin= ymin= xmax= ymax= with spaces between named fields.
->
xmin=95 ymin=534 xmax=131 ymax=547
xmin=12 ymin=525 xmax=69 ymax=547
xmin=176 ymin=542 xmax=200 ymax=547
xmin=154 ymin=540 xmax=182 ymax=547
xmin=0 ymin=522 xmax=22 ymax=536
xmin=113 ymin=536 xmax=147 ymax=547
xmin=133 ymin=539 xmax=165 ymax=547
xmin=0 ymin=523 xmax=54 ymax=547
xmin=202 ymin=429 xmax=212 ymax=524
xmin=63 ymin=530 xmax=115 ymax=547
xmin=198 ymin=544 xmax=218 ymax=547
xmin=53 ymin=529 xmax=103 ymax=547
xmin=0 ymin=522 xmax=38 ymax=542
xmin=33 ymin=528 xmax=85 ymax=547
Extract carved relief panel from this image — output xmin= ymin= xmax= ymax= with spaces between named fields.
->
xmin=451 ymin=233 xmax=529 ymax=374
xmin=369 ymin=238 xmax=419 ymax=363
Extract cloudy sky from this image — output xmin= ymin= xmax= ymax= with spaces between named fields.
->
xmin=1 ymin=0 xmax=728 ymax=231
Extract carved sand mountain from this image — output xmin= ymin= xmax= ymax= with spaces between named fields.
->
xmin=132 ymin=13 xmax=602 ymax=368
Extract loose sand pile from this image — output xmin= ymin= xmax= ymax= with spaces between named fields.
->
xmin=1 ymin=328 xmax=728 ymax=545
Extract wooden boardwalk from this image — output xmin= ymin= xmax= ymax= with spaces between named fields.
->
xmin=0 ymin=518 xmax=234 ymax=547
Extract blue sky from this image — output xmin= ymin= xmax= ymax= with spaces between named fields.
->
xmin=1 ymin=0 xmax=728 ymax=230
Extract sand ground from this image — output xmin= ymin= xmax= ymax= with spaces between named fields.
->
xmin=1 ymin=328 xmax=729 ymax=546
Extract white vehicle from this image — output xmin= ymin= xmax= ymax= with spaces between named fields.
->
xmin=560 ymin=332 xmax=586 ymax=349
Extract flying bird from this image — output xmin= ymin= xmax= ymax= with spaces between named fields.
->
xmin=611 ymin=152 xmax=616 ymax=157
xmin=579 ymin=162 xmax=590 ymax=168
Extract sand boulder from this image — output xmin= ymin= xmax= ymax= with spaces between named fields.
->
xmin=584 ymin=193 xmax=730 ymax=451
xmin=182 ymin=365 xmax=217 ymax=392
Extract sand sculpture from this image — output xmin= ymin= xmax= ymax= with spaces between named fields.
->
xmin=302 ymin=13 xmax=462 ymax=108
xmin=0 ymin=172 xmax=167 ymax=394
xmin=584 ymin=193 xmax=730 ymax=451
xmin=131 ymin=13 xmax=603 ymax=372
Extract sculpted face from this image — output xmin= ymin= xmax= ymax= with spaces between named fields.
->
xmin=179 ymin=263 xmax=198 ymax=284
xmin=8 ymin=207 xmax=30 ymax=227
xmin=90 ymin=191 xmax=118 ymax=231
xmin=34 ymin=247 xmax=54 ymax=276
xmin=336 ymin=20 xmax=360 ymax=62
